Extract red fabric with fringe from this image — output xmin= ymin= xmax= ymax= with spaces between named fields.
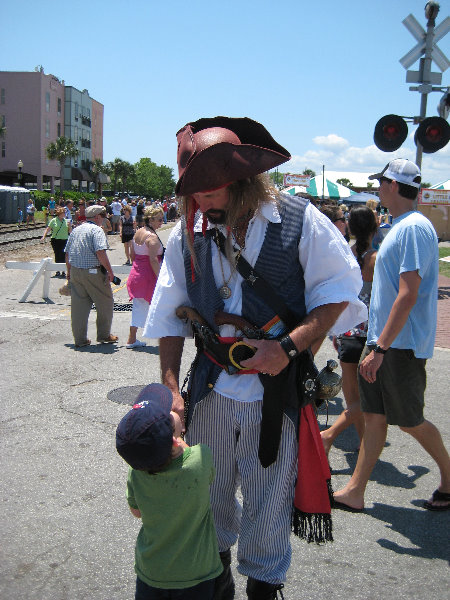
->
xmin=292 ymin=403 xmax=333 ymax=543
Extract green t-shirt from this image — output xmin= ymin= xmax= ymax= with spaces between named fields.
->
xmin=126 ymin=444 xmax=222 ymax=589
xmin=48 ymin=217 xmax=69 ymax=239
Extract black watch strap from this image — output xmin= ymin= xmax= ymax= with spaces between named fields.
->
xmin=279 ymin=334 xmax=300 ymax=361
xmin=374 ymin=344 xmax=388 ymax=354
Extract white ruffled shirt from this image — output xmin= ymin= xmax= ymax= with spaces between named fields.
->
xmin=144 ymin=200 xmax=367 ymax=402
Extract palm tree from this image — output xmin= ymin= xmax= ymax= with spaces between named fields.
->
xmin=108 ymin=158 xmax=135 ymax=195
xmin=91 ymin=158 xmax=106 ymax=196
xmin=120 ymin=161 xmax=135 ymax=194
xmin=46 ymin=137 xmax=78 ymax=193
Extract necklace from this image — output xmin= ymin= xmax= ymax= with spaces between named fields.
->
xmin=231 ymin=209 xmax=253 ymax=248
xmin=214 ymin=228 xmax=247 ymax=300
xmin=215 ymin=229 xmax=233 ymax=299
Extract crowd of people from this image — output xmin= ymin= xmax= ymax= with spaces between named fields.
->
xmin=35 ymin=117 xmax=449 ymax=600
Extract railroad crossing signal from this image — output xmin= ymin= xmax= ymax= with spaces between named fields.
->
xmin=400 ymin=13 xmax=450 ymax=81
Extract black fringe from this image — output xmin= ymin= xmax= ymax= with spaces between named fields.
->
xmin=328 ymin=478 xmax=335 ymax=507
xmin=291 ymin=508 xmax=333 ymax=544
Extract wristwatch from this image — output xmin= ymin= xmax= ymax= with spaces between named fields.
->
xmin=373 ymin=344 xmax=388 ymax=354
xmin=279 ymin=334 xmax=300 ymax=361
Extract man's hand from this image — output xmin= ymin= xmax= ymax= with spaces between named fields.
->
xmin=359 ymin=350 xmax=384 ymax=383
xmin=240 ymin=338 xmax=289 ymax=376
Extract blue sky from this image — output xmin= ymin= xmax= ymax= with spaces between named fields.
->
xmin=2 ymin=0 xmax=449 ymax=185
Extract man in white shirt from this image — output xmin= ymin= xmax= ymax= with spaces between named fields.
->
xmin=110 ymin=198 xmax=123 ymax=234
xmin=144 ymin=117 xmax=366 ymax=600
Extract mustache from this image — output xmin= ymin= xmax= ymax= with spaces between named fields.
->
xmin=204 ymin=209 xmax=227 ymax=224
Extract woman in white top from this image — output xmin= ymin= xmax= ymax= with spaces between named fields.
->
xmin=126 ymin=207 xmax=164 ymax=348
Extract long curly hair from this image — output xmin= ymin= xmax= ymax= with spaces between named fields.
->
xmin=348 ymin=206 xmax=378 ymax=267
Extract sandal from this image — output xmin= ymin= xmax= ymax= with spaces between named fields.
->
xmin=423 ymin=489 xmax=450 ymax=511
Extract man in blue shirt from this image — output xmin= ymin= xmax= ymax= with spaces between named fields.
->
xmin=334 ymin=159 xmax=450 ymax=512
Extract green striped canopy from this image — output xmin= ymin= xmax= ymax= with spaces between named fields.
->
xmin=306 ymin=177 xmax=356 ymax=199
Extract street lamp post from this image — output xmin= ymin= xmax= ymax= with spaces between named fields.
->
xmin=17 ymin=159 xmax=23 ymax=186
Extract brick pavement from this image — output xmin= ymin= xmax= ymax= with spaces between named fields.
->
xmin=436 ymin=274 xmax=450 ymax=349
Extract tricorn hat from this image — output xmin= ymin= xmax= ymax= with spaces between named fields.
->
xmin=175 ymin=116 xmax=291 ymax=196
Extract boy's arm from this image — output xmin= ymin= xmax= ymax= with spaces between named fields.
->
xmin=127 ymin=468 xmax=141 ymax=518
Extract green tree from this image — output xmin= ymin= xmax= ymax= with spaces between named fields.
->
xmin=134 ymin=158 xmax=175 ymax=198
xmin=269 ymin=171 xmax=284 ymax=187
xmin=422 ymin=182 xmax=432 ymax=188
xmin=303 ymin=168 xmax=316 ymax=177
xmin=107 ymin=158 xmax=135 ymax=194
xmin=46 ymin=137 xmax=78 ymax=193
xmin=337 ymin=177 xmax=353 ymax=188
xmin=367 ymin=182 xmax=374 ymax=188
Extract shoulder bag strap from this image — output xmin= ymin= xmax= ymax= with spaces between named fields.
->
xmin=212 ymin=229 xmax=298 ymax=330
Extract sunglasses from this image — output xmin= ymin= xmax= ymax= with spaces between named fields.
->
xmin=333 ymin=217 xmax=346 ymax=223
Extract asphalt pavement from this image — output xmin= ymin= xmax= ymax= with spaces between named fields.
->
xmin=0 ymin=228 xmax=449 ymax=600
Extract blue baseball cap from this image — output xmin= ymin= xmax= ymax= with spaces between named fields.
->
xmin=116 ymin=383 xmax=174 ymax=471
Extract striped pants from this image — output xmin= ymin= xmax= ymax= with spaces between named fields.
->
xmin=185 ymin=391 xmax=298 ymax=584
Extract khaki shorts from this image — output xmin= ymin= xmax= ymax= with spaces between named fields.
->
xmin=358 ymin=345 xmax=426 ymax=427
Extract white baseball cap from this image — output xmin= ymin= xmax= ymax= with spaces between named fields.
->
xmin=369 ymin=159 xmax=421 ymax=189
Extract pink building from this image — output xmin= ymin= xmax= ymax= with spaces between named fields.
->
xmin=0 ymin=69 xmax=104 ymax=191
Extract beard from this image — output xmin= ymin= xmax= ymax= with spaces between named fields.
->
xmin=204 ymin=209 xmax=227 ymax=224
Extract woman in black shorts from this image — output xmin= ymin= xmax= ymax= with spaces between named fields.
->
xmin=120 ymin=206 xmax=136 ymax=265
xmin=321 ymin=206 xmax=378 ymax=456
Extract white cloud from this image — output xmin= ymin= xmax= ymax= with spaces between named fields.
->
xmin=312 ymin=134 xmax=349 ymax=151
xmin=282 ymin=136 xmax=449 ymax=186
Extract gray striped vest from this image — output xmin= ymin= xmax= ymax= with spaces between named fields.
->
xmin=182 ymin=194 xmax=308 ymax=425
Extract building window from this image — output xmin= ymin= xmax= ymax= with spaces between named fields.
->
xmin=74 ymin=126 xmax=78 ymax=141
xmin=45 ymin=119 xmax=50 ymax=138
xmin=75 ymin=102 xmax=79 ymax=120
xmin=57 ymin=97 xmax=61 ymax=115
xmin=1 ymin=89 xmax=5 ymax=105
xmin=46 ymin=92 xmax=50 ymax=112
xmin=57 ymin=122 xmax=61 ymax=137
xmin=1 ymin=115 xmax=5 ymax=127
xmin=1 ymin=142 xmax=5 ymax=157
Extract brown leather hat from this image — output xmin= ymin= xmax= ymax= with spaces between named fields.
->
xmin=175 ymin=116 xmax=291 ymax=195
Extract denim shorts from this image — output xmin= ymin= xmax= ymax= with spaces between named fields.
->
xmin=358 ymin=346 xmax=427 ymax=427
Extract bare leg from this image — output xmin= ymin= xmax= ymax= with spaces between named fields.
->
xmin=128 ymin=325 xmax=138 ymax=345
xmin=321 ymin=362 xmax=365 ymax=456
xmin=124 ymin=242 xmax=131 ymax=262
xmin=400 ymin=420 xmax=450 ymax=507
xmin=334 ymin=412 xmax=388 ymax=509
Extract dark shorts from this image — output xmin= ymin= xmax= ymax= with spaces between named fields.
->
xmin=135 ymin=576 xmax=215 ymax=599
xmin=122 ymin=233 xmax=134 ymax=243
xmin=337 ymin=335 xmax=366 ymax=364
xmin=358 ymin=345 xmax=427 ymax=427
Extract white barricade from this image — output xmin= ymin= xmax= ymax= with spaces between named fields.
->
xmin=5 ymin=258 xmax=131 ymax=302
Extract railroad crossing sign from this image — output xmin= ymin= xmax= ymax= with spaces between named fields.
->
xmin=400 ymin=15 xmax=450 ymax=85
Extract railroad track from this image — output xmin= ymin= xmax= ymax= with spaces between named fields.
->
xmin=0 ymin=225 xmax=47 ymax=249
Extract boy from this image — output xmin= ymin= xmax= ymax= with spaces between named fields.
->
xmin=116 ymin=383 xmax=222 ymax=599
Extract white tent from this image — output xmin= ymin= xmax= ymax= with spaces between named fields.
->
xmin=430 ymin=180 xmax=450 ymax=190
xmin=282 ymin=185 xmax=307 ymax=195
xmin=341 ymin=192 xmax=379 ymax=205
xmin=306 ymin=176 xmax=356 ymax=199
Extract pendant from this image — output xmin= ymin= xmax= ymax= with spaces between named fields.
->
xmin=219 ymin=285 xmax=232 ymax=299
